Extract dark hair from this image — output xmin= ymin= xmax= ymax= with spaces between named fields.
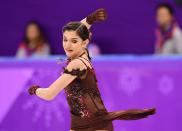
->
xmin=156 ymin=3 xmax=175 ymax=15
xmin=62 ymin=21 xmax=91 ymax=60
xmin=62 ymin=22 xmax=90 ymax=40
xmin=23 ymin=21 xmax=46 ymax=45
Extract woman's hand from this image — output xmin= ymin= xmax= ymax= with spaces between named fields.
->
xmin=86 ymin=8 xmax=107 ymax=25
xmin=28 ymin=85 xmax=40 ymax=95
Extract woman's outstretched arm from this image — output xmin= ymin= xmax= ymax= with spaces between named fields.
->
xmin=81 ymin=18 xmax=92 ymax=29
xmin=28 ymin=59 xmax=87 ymax=101
xmin=35 ymin=73 xmax=76 ymax=101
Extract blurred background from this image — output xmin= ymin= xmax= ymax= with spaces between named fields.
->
xmin=0 ymin=0 xmax=182 ymax=131
xmin=0 ymin=0 xmax=182 ymax=56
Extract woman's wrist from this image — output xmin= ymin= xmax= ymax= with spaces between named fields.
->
xmin=81 ymin=18 xmax=92 ymax=29
xmin=28 ymin=85 xmax=40 ymax=95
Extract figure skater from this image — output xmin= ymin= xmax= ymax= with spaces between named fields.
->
xmin=28 ymin=9 xmax=155 ymax=131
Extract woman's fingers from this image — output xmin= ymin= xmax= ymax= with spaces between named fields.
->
xmin=96 ymin=9 xmax=107 ymax=21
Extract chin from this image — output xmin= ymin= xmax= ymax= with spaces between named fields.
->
xmin=66 ymin=54 xmax=71 ymax=58
xmin=66 ymin=53 xmax=74 ymax=58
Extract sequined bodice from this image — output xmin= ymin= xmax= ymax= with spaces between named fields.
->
xmin=64 ymin=66 xmax=107 ymax=119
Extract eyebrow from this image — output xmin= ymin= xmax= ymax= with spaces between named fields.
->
xmin=63 ymin=36 xmax=79 ymax=39
xmin=71 ymin=38 xmax=78 ymax=39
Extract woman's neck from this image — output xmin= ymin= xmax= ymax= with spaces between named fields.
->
xmin=28 ymin=40 xmax=43 ymax=49
xmin=70 ymin=51 xmax=89 ymax=60
xmin=80 ymin=52 xmax=89 ymax=60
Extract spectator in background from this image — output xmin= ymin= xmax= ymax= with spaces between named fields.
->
xmin=16 ymin=21 xmax=50 ymax=58
xmin=88 ymin=42 xmax=101 ymax=57
xmin=155 ymin=3 xmax=182 ymax=54
xmin=87 ymin=32 xmax=101 ymax=57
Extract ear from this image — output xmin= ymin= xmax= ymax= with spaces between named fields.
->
xmin=83 ymin=39 xmax=89 ymax=48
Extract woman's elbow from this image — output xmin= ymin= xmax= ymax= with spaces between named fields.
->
xmin=45 ymin=94 xmax=56 ymax=101
xmin=43 ymin=93 xmax=56 ymax=101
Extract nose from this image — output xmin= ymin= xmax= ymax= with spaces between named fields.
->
xmin=64 ymin=41 xmax=72 ymax=49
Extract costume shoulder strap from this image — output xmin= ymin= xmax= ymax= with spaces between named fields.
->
xmin=63 ymin=58 xmax=89 ymax=77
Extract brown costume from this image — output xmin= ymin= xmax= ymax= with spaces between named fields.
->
xmin=63 ymin=56 xmax=155 ymax=131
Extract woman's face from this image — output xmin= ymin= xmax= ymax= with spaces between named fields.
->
xmin=156 ymin=7 xmax=173 ymax=27
xmin=63 ymin=30 xmax=87 ymax=58
xmin=26 ymin=24 xmax=40 ymax=41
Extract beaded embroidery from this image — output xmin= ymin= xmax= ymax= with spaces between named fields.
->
xmin=63 ymin=67 xmax=87 ymax=77
xmin=64 ymin=68 xmax=101 ymax=118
